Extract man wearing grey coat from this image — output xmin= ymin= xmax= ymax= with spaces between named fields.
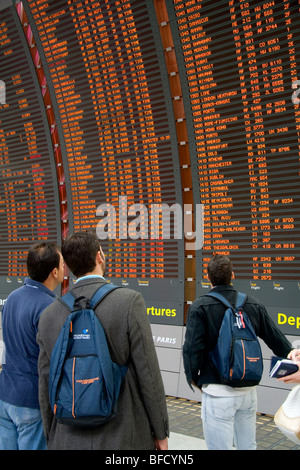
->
xmin=37 ymin=231 xmax=169 ymax=450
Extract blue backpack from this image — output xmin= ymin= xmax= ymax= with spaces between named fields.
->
xmin=207 ymin=291 xmax=263 ymax=387
xmin=49 ymin=283 xmax=128 ymax=426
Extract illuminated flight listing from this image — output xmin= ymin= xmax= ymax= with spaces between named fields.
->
xmin=26 ymin=0 xmax=180 ymax=281
xmin=0 ymin=4 xmax=59 ymax=279
xmin=171 ymin=0 xmax=300 ymax=280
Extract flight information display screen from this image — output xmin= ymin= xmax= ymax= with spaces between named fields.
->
xmin=166 ymin=0 xmax=300 ymax=330
xmin=168 ymin=0 xmax=300 ymax=280
xmin=0 ymin=0 xmax=299 ymax=330
xmin=23 ymin=0 xmax=185 ymax=324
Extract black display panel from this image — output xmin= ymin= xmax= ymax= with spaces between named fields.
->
xmin=0 ymin=3 xmax=60 ymax=298
xmin=23 ymin=0 xmax=185 ymax=325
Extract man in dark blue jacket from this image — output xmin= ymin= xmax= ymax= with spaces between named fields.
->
xmin=0 ymin=242 xmax=64 ymax=450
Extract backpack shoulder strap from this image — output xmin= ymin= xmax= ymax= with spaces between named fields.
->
xmin=206 ymin=291 xmax=233 ymax=309
xmin=206 ymin=291 xmax=247 ymax=310
xmin=235 ymin=292 xmax=247 ymax=309
xmin=59 ymin=291 xmax=75 ymax=310
xmin=90 ymin=283 xmax=121 ymax=309
xmin=59 ymin=283 xmax=122 ymax=311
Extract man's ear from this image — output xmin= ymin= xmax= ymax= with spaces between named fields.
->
xmin=96 ymin=250 xmax=103 ymax=265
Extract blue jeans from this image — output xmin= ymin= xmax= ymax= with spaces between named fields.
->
xmin=201 ymin=389 xmax=257 ymax=450
xmin=0 ymin=399 xmax=46 ymax=450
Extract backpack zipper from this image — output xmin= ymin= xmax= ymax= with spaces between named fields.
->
xmin=241 ymin=340 xmax=246 ymax=380
xmin=230 ymin=339 xmax=246 ymax=380
xmin=72 ymin=357 xmax=76 ymax=418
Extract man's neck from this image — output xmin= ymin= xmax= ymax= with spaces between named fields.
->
xmin=80 ymin=267 xmax=104 ymax=278
xmin=42 ymin=277 xmax=57 ymax=292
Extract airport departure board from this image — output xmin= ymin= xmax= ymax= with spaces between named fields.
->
xmin=24 ymin=0 xmax=182 ymax=287
xmin=0 ymin=0 xmax=300 ymax=330
xmin=167 ymin=0 xmax=300 ymax=282
xmin=165 ymin=0 xmax=300 ymax=329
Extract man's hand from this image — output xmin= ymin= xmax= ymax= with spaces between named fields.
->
xmin=278 ymin=349 xmax=300 ymax=383
xmin=288 ymin=349 xmax=300 ymax=362
xmin=155 ymin=437 xmax=168 ymax=450
xmin=278 ymin=367 xmax=300 ymax=384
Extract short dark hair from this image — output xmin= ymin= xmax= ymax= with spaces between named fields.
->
xmin=207 ymin=255 xmax=232 ymax=286
xmin=62 ymin=231 xmax=100 ymax=278
xmin=27 ymin=242 xmax=61 ymax=282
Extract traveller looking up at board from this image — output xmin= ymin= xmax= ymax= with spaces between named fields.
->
xmin=183 ymin=254 xmax=295 ymax=450
xmin=37 ymin=230 xmax=169 ymax=450
xmin=0 ymin=242 xmax=64 ymax=450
